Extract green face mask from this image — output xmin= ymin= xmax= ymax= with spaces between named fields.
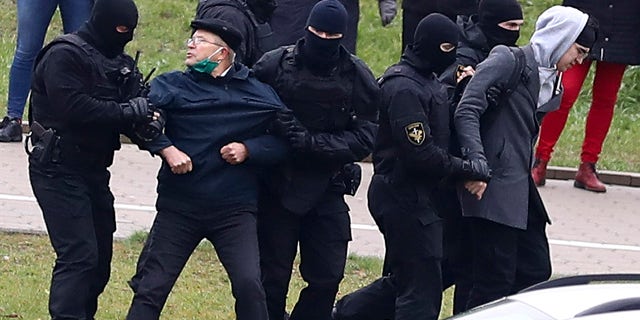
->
xmin=190 ymin=47 xmax=223 ymax=74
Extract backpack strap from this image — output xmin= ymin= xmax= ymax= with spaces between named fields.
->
xmin=479 ymin=47 xmax=528 ymax=127
xmin=503 ymin=47 xmax=527 ymax=98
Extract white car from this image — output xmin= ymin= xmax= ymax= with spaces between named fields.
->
xmin=446 ymin=274 xmax=640 ymax=320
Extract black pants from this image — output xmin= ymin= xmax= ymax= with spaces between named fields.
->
xmin=29 ymin=163 xmax=116 ymax=320
xmin=438 ymin=185 xmax=473 ymax=315
xmin=258 ymin=196 xmax=351 ymax=320
xmin=464 ymin=208 xmax=552 ymax=311
xmin=335 ymin=176 xmax=443 ymax=320
xmin=126 ymin=206 xmax=267 ymax=320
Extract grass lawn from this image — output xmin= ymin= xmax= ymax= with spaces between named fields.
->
xmin=0 ymin=232 xmax=455 ymax=319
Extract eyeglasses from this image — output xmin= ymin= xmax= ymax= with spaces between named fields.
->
xmin=186 ymin=37 xmax=220 ymax=47
xmin=576 ymin=45 xmax=590 ymax=60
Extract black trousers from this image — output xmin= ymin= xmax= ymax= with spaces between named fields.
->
xmin=126 ymin=206 xmax=267 ymax=320
xmin=334 ymin=176 xmax=443 ymax=320
xmin=438 ymin=185 xmax=473 ymax=315
xmin=29 ymin=163 xmax=116 ymax=320
xmin=464 ymin=208 xmax=552 ymax=311
xmin=258 ymin=195 xmax=351 ymax=320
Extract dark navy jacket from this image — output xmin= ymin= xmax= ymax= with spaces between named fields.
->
xmin=143 ymin=63 xmax=288 ymax=212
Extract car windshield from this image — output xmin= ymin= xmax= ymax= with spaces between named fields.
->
xmin=445 ymin=299 xmax=555 ymax=320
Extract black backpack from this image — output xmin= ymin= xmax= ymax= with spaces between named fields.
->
xmin=196 ymin=0 xmax=276 ymax=66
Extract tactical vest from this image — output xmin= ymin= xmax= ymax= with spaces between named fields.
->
xmin=273 ymin=47 xmax=355 ymax=133
xmin=30 ymin=34 xmax=137 ymax=160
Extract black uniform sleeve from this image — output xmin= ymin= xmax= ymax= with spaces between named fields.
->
xmin=351 ymin=57 xmax=381 ymax=122
xmin=454 ymin=46 xmax=515 ymax=160
xmin=304 ymin=116 xmax=377 ymax=163
xmin=39 ymin=45 xmax=125 ymax=127
xmin=252 ymin=47 xmax=285 ymax=86
xmin=387 ymin=88 xmax=456 ymax=176
xmin=129 ymin=75 xmax=175 ymax=154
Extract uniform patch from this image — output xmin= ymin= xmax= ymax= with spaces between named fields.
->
xmin=405 ymin=122 xmax=425 ymax=145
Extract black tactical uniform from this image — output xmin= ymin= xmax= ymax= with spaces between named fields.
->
xmin=334 ymin=14 xmax=490 ymax=320
xmin=27 ymin=0 xmax=151 ymax=318
xmin=270 ymin=0 xmax=359 ymax=53
xmin=401 ymin=0 xmax=479 ymax=51
xmin=252 ymin=2 xmax=379 ymax=319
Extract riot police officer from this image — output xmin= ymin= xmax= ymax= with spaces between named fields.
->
xmin=252 ymin=1 xmax=379 ymax=319
xmin=270 ymin=0 xmax=397 ymax=54
xmin=27 ymin=0 xmax=153 ymax=318
xmin=333 ymin=14 xmax=491 ymax=320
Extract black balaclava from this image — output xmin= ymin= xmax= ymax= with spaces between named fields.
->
xmin=79 ymin=0 xmax=138 ymax=58
xmin=478 ymin=0 xmax=523 ymax=47
xmin=576 ymin=15 xmax=599 ymax=50
xmin=407 ymin=13 xmax=460 ymax=76
xmin=301 ymin=0 xmax=347 ymax=71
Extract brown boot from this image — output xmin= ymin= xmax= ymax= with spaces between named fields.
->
xmin=574 ymin=162 xmax=607 ymax=193
xmin=531 ymin=158 xmax=548 ymax=186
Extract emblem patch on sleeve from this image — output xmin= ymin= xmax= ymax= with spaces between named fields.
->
xmin=405 ymin=122 xmax=425 ymax=145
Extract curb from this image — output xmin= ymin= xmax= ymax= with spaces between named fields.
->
xmin=545 ymin=166 xmax=640 ymax=188
xmin=19 ymin=123 xmax=640 ymax=188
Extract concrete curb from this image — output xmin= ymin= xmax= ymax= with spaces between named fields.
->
xmin=19 ymin=123 xmax=640 ymax=188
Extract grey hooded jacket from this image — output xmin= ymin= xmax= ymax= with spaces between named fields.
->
xmin=454 ymin=6 xmax=589 ymax=229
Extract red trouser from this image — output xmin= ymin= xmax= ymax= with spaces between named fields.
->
xmin=535 ymin=60 xmax=626 ymax=163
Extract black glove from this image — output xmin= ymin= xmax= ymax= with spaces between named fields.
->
xmin=272 ymin=109 xmax=296 ymax=136
xmin=121 ymin=97 xmax=151 ymax=123
xmin=286 ymin=125 xmax=313 ymax=150
xmin=378 ymin=0 xmax=397 ymax=27
xmin=133 ymin=109 xmax=166 ymax=142
xmin=452 ymin=156 xmax=492 ymax=182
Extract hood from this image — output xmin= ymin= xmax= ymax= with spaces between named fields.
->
xmin=458 ymin=15 xmax=490 ymax=52
xmin=530 ymin=6 xmax=588 ymax=68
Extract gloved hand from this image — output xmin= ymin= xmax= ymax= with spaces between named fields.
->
xmin=453 ymin=156 xmax=492 ymax=182
xmin=133 ymin=109 xmax=166 ymax=141
xmin=378 ymin=0 xmax=397 ymax=27
xmin=286 ymin=125 xmax=313 ymax=150
xmin=121 ymin=97 xmax=151 ymax=123
xmin=272 ymin=109 xmax=296 ymax=137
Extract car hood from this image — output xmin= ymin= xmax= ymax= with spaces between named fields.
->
xmin=509 ymin=284 xmax=640 ymax=319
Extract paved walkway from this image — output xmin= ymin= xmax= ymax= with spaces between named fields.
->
xmin=2 ymin=139 xmax=640 ymax=276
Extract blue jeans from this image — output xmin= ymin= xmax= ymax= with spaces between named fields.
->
xmin=6 ymin=0 xmax=93 ymax=119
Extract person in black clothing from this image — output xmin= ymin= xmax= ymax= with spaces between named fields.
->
xmin=441 ymin=0 xmax=524 ymax=90
xmin=437 ymin=0 xmax=523 ymax=313
xmin=252 ymin=1 xmax=379 ymax=319
xmin=401 ymin=0 xmax=479 ymax=52
xmin=270 ymin=0 xmax=397 ymax=54
xmin=125 ymin=18 xmax=288 ymax=320
xmin=195 ymin=0 xmax=277 ymax=66
xmin=333 ymin=14 xmax=491 ymax=320
xmin=27 ymin=0 xmax=152 ymax=318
